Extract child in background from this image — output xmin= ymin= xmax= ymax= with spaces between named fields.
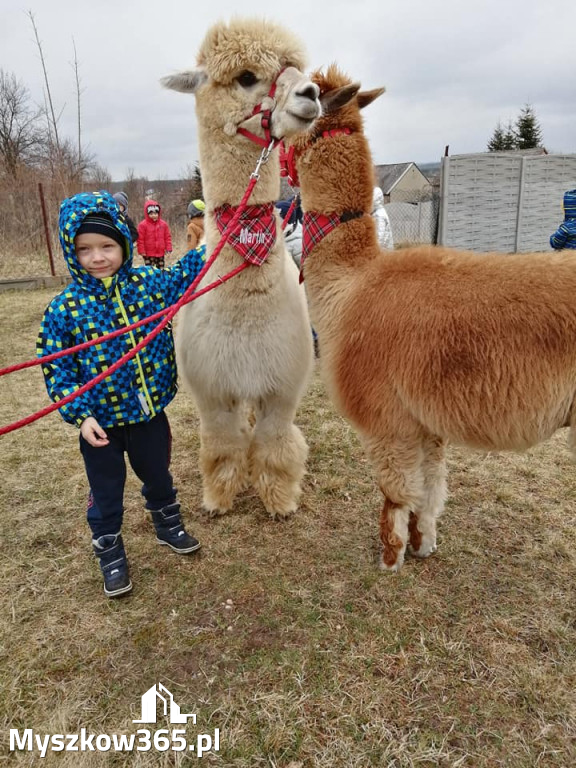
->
xmin=550 ymin=189 xmax=576 ymax=250
xmin=275 ymin=198 xmax=303 ymax=268
xmin=37 ymin=191 xmax=206 ymax=598
xmin=137 ymin=200 xmax=172 ymax=268
xmin=112 ymin=191 xmax=139 ymax=245
xmin=371 ymin=186 xmax=394 ymax=250
xmin=186 ymin=199 xmax=206 ymax=250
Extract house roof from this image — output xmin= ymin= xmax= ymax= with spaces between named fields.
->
xmin=375 ymin=163 xmax=412 ymax=194
xmin=374 ymin=162 xmax=432 ymax=195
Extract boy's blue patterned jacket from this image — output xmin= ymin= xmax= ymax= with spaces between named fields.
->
xmin=550 ymin=189 xmax=576 ymax=250
xmin=36 ymin=191 xmax=206 ymax=428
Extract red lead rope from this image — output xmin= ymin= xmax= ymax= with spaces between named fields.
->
xmin=0 ymin=174 xmax=263 ymax=437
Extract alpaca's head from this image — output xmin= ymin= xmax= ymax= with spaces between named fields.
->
xmin=288 ymin=65 xmax=385 ymax=212
xmin=292 ymin=65 xmax=385 ymax=152
xmin=161 ymin=18 xmax=321 ymax=147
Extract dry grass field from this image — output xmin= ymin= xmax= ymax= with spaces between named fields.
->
xmin=0 ymin=286 xmax=575 ymax=767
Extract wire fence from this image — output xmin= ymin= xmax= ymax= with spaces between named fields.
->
xmin=384 ymin=188 xmax=440 ymax=247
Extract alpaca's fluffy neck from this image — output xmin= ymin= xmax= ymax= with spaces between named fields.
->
xmin=299 ymin=131 xmax=379 ymax=273
xmin=297 ymin=130 xmax=380 ymax=333
xmin=196 ymin=124 xmax=285 ymax=276
xmin=198 ymin=125 xmax=281 ymax=211
xmin=299 ymin=132 xmax=374 ymax=218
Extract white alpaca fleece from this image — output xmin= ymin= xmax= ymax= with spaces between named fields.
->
xmin=164 ymin=18 xmax=321 ymax=520
xmin=197 ymin=18 xmax=307 ymax=82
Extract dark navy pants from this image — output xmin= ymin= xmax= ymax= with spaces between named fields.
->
xmin=80 ymin=411 xmax=176 ymax=538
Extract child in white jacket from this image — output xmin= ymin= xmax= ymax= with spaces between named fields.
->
xmin=372 ymin=186 xmax=394 ymax=249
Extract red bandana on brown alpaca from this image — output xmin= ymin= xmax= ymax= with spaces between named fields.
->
xmin=300 ymin=209 xmax=365 ymax=283
xmin=300 ymin=212 xmax=341 ymax=282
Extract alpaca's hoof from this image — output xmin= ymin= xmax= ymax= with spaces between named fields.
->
xmin=201 ymin=504 xmax=230 ymax=519
xmin=379 ymin=551 xmax=405 ymax=572
xmin=268 ymin=507 xmax=296 ymax=521
xmin=409 ymin=540 xmax=438 ymax=559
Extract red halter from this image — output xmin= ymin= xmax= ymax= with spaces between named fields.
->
xmin=279 ymin=142 xmax=299 ymax=187
xmin=280 ymin=127 xmax=352 ymax=189
xmin=236 ymin=68 xmax=286 ymax=148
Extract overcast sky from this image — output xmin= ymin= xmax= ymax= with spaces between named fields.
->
xmin=2 ymin=0 xmax=575 ymax=181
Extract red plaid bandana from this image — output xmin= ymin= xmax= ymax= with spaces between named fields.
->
xmin=300 ymin=211 xmax=341 ymax=282
xmin=214 ymin=203 xmax=277 ymax=266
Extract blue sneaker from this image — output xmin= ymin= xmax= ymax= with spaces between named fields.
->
xmin=151 ymin=504 xmax=201 ymax=554
xmin=92 ymin=533 xmax=133 ymax=598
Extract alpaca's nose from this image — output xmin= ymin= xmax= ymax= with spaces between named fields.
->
xmin=299 ymin=83 xmax=320 ymax=102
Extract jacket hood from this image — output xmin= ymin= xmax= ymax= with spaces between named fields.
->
xmin=59 ymin=191 xmax=133 ymax=289
xmin=113 ymin=191 xmax=129 ymax=211
xmin=144 ymin=199 xmax=162 ymax=220
xmin=372 ymin=186 xmax=385 ymax=212
xmin=563 ymin=190 xmax=576 ymax=220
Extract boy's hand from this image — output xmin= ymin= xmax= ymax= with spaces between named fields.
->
xmin=80 ymin=417 xmax=109 ymax=447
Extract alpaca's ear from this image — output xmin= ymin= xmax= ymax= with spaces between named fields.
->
xmin=357 ymin=87 xmax=386 ymax=110
xmin=320 ymin=83 xmax=361 ymax=115
xmin=160 ymin=68 xmax=208 ymax=94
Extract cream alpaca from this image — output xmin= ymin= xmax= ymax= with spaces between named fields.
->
xmin=291 ymin=65 xmax=576 ymax=570
xmin=161 ymin=19 xmax=320 ymax=518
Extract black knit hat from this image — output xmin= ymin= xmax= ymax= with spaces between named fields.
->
xmin=76 ymin=213 xmax=126 ymax=253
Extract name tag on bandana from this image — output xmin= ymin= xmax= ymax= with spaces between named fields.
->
xmin=214 ymin=203 xmax=277 ymax=266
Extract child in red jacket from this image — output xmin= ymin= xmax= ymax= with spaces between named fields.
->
xmin=137 ymin=200 xmax=172 ymax=268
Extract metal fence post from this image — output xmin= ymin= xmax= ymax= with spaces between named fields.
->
xmin=514 ymin=156 xmax=527 ymax=253
xmin=38 ymin=182 xmax=56 ymax=276
xmin=437 ymin=156 xmax=450 ymax=245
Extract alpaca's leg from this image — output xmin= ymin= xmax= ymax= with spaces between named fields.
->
xmin=362 ymin=432 xmax=424 ymax=572
xmin=249 ymin=393 xmax=308 ymax=519
xmin=569 ymin=406 xmax=576 ymax=458
xmin=195 ymin=395 xmax=252 ymax=516
xmin=408 ymin=434 xmax=447 ymax=560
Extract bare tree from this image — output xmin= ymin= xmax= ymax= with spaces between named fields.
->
xmin=27 ymin=10 xmax=60 ymax=155
xmin=86 ymin=161 xmax=112 ymax=188
xmin=71 ymin=38 xmax=83 ymax=166
xmin=0 ymin=69 xmax=44 ymax=175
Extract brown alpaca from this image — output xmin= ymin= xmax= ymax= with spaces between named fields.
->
xmin=291 ymin=65 xmax=576 ymax=571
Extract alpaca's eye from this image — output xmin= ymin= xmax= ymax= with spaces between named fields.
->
xmin=236 ymin=71 xmax=258 ymax=88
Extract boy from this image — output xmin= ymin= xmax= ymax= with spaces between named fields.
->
xmin=37 ymin=191 xmax=206 ymax=598
xmin=112 ymin=190 xmax=139 ymax=245
xmin=550 ymin=189 xmax=576 ymax=250
xmin=137 ymin=199 xmax=173 ymax=268
xmin=186 ymin=199 xmax=205 ymax=250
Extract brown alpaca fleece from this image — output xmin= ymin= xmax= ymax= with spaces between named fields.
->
xmin=334 ymin=244 xmax=576 ymax=449
xmin=292 ymin=64 xmax=576 ymax=572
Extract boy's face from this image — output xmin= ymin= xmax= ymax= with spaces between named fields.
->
xmin=75 ymin=233 xmax=124 ymax=279
xmin=148 ymin=210 xmax=159 ymax=221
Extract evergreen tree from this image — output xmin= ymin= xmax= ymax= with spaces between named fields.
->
xmin=502 ymin=121 xmax=517 ymax=150
xmin=515 ymin=104 xmax=543 ymax=149
xmin=487 ymin=120 xmax=517 ymax=151
xmin=487 ymin=105 xmax=544 ymax=152
xmin=487 ymin=122 xmax=505 ymax=151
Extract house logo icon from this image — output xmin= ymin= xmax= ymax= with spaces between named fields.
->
xmin=133 ymin=683 xmax=196 ymax=725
